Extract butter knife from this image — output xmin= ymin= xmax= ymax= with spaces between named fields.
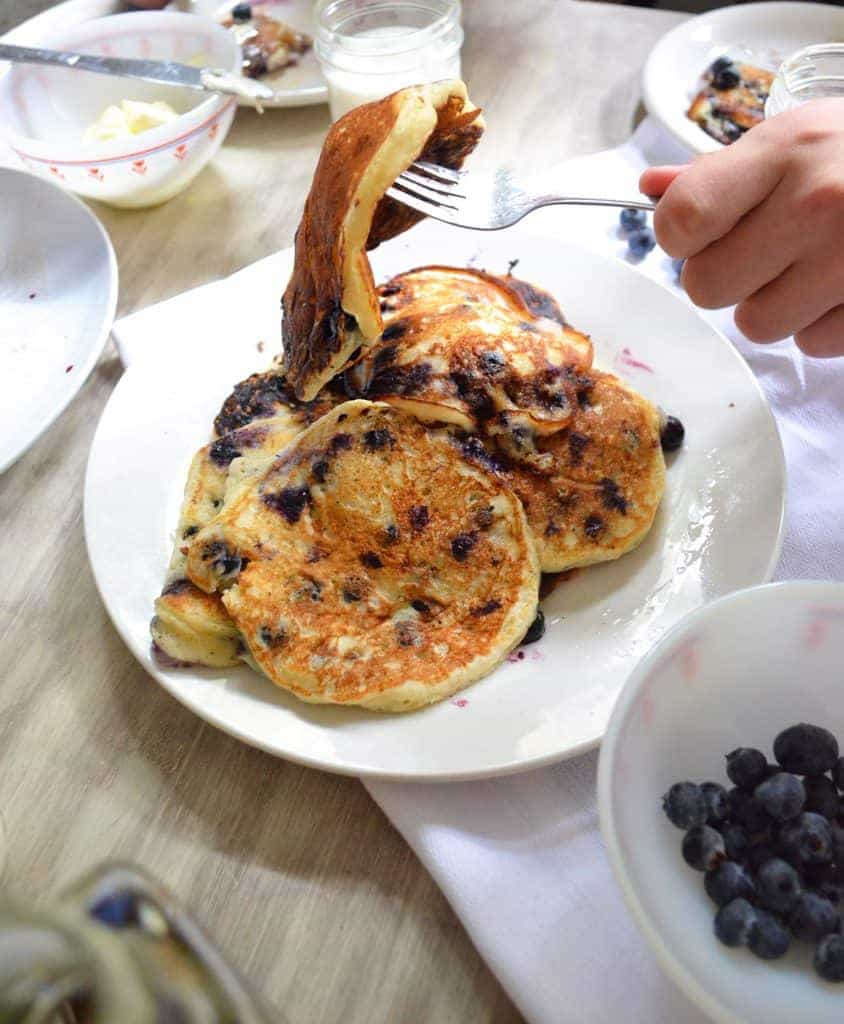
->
xmin=0 ymin=42 xmax=274 ymax=105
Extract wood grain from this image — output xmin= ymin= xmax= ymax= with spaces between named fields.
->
xmin=0 ymin=2 xmax=684 ymax=1020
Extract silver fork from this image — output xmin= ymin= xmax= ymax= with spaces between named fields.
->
xmin=386 ymin=161 xmax=655 ymax=231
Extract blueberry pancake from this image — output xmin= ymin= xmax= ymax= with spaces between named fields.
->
xmin=186 ymin=401 xmax=540 ymax=711
xmin=480 ymin=370 xmax=666 ymax=573
xmin=687 ymin=57 xmax=774 ymax=146
xmin=343 ymin=266 xmax=593 ymax=463
xmin=213 ymin=369 xmax=345 ymax=437
xmin=282 ymin=81 xmax=484 ymax=401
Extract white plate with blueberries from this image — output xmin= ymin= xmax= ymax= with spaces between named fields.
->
xmin=643 ymin=1 xmax=844 ymax=155
xmin=85 ymin=221 xmax=785 ymax=780
xmin=600 ymin=580 xmax=844 ymax=1022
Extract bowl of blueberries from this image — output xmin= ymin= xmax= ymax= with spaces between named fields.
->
xmin=598 ymin=579 xmax=844 ymax=1023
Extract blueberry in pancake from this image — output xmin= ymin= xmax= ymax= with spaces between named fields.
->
xmin=687 ymin=57 xmax=774 ymax=146
xmin=185 ymin=401 xmax=540 ymax=711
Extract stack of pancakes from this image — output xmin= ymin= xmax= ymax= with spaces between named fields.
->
xmin=151 ymin=81 xmax=666 ymax=712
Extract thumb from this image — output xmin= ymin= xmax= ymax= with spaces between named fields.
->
xmin=639 ymin=165 xmax=687 ymax=199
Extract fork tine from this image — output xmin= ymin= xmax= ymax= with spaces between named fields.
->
xmin=385 ymin=184 xmax=459 ymax=223
xmin=397 ymin=168 xmax=467 ymax=200
xmin=410 ymin=159 xmax=464 ymax=185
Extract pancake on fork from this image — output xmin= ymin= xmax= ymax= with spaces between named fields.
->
xmin=343 ymin=266 xmax=592 ymax=462
xmin=185 ymin=401 xmax=540 ymax=711
xmin=282 ymin=80 xmax=484 ymax=401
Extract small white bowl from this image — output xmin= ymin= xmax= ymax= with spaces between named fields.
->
xmin=598 ymin=580 xmax=844 ymax=1024
xmin=0 ymin=12 xmax=239 ymax=208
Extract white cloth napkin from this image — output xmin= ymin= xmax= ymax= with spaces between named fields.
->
xmin=113 ymin=119 xmax=844 ymax=1024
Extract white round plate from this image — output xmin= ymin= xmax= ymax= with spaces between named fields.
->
xmin=0 ymin=167 xmax=117 ymax=473
xmin=1 ymin=0 xmax=327 ymax=109
xmin=84 ymin=225 xmax=785 ymax=781
xmin=643 ymin=1 xmax=844 ymax=155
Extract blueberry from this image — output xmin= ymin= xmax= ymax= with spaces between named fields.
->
xmin=522 ymin=610 xmax=545 ymax=645
xmin=619 ymin=208 xmax=647 ymax=233
xmin=816 ymin=881 xmax=844 ymax=907
xmin=672 ymin=257 xmax=685 ymax=280
xmin=757 ymin=857 xmax=802 ymax=914
xmin=755 ymin=772 xmax=806 ymax=821
xmin=714 ymin=898 xmax=757 ymax=947
xmin=832 ymin=757 xmax=844 ymax=792
xmin=662 ymin=782 xmax=708 ymax=830
xmin=627 ymin=228 xmax=656 ymax=259
xmin=790 ymin=892 xmax=840 ymax=942
xmin=779 ymin=812 xmax=833 ymax=865
xmin=734 ymin=795 xmax=771 ymax=835
xmin=231 ymin=1 xmax=252 ymax=20
xmin=804 ymin=775 xmax=840 ymax=819
xmin=90 ymin=891 xmax=138 ymax=928
xmin=720 ymin=823 xmax=750 ymax=861
xmin=746 ymin=843 xmax=778 ymax=873
xmin=748 ymin=911 xmax=791 ymax=960
xmin=712 ymin=66 xmax=741 ymax=91
xmin=705 ymin=861 xmax=755 ymax=906
xmin=815 ymin=934 xmax=844 ymax=981
xmin=682 ymin=824 xmax=726 ymax=872
xmin=709 ymin=55 xmax=734 ymax=76
xmin=774 ymin=723 xmax=839 ymax=776
xmin=701 ymin=782 xmax=729 ymax=823
xmin=726 ymin=747 xmax=769 ymax=789
xmin=831 ymin=822 xmax=844 ymax=863
xmin=660 ymin=415 xmax=685 ymax=453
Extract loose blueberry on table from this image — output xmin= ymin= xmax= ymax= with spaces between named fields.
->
xmin=661 ymin=722 xmax=844 ymax=981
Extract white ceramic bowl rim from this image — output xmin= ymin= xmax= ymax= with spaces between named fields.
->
xmin=0 ymin=11 xmax=239 ymax=164
xmin=597 ymin=578 xmax=844 ymax=1024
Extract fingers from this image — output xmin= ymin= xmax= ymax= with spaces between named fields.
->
xmin=639 ymin=165 xmax=686 ymax=199
xmin=735 ymin=256 xmax=844 ymax=343
xmin=794 ymin=304 xmax=844 ymax=358
xmin=651 ymin=130 xmax=786 ymax=259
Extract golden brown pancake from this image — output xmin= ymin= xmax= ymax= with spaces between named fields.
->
xmin=687 ymin=61 xmax=773 ymax=145
xmin=282 ymin=81 xmax=483 ymax=401
xmin=344 ymin=266 xmax=593 ymax=445
xmin=186 ymin=401 xmax=540 ymax=711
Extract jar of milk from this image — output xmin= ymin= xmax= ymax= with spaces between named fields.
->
xmin=315 ymin=0 xmax=463 ymax=121
xmin=766 ymin=43 xmax=844 ymax=118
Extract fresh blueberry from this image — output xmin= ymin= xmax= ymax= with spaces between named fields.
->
xmin=705 ymin=861 xmax=756 ymax=906
xmin=720 ymin=823 xmax=750 ymax=861
xmin=804 ymin=775 xmax=840 ymax=819
xmin=701 ymin=782 xmax=730 ymax=824
xmin=659 ymin=415 xmax=685 ymax=453
xmin=754 ymin=772 xmax=806 ymax=821
xmin=620 ymin=207 xmax=648 ymax=233
xmin=779 ymin=812 xmax=834 ymax=865
xmin=831 ymin=822 xmax=844 ymax=863
xmin=832 ymin=757 xmax=844 ymax=792
xmin=746 ymin=843 xmax=778 ymax=873
xmin=726 ymin=747 xmax=769 ymax=789
xmin=90 ymin=891 xmax=138 ymax=928
xmin=774 ymin=723 xmax=839 ymax=776
xmin=815 ymin=934 xmax=844 ymax=982
xmin=662 ymin=782 xmax=708 ymax=830
xmin=790 ymin=892 xmax=840 ymax=942
xmin=627 ymin=228 xmax=656 ymax=259
xmin=712 ymin=66 xmax=741 ymax=91
xmin=714 ymin=898 xmax=757 ymax=947
xmin=231 ymin=2 xmax=252 ymax=20
xmin=748 ymin=911 xmax=791 ymax=960
xmin=682 ymin=824 xmax=727 ymax=872
xmin=522 ymin=609 xmax=545 ymax=645
xmin=709 ymin=55 xmax=734 ymax=76
xmin=757 ymin=857 xmax=802 ymax=914
xmin=734 ymin=795 xmax=771 ymax=835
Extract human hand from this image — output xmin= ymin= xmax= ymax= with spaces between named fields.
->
xmin=640 ymin=98 xmax=844 ymax=357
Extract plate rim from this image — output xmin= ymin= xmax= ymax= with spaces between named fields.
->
xmin=83 ymin=237 xmax=787 ymax=782
xmin=642 ymin=0 xmax=844 ymax=157
xmin=0 ymin=166 xmax=118 ymax=474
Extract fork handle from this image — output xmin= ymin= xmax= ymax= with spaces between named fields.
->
xmin=533 ymin=195 xmax=656 ymax=213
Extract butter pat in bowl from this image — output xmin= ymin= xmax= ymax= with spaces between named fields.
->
xmin=0 ymin=12 xmax=239 ymax=208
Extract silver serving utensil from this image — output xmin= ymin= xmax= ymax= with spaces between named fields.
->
xmin=0 ymin=41 xmax=273 ymax=105
xmin=387 ymin=160 xmax=656 ymax=231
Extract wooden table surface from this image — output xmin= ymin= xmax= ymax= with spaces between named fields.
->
xmin=0 ymin=2 xmax=685 ymax=1020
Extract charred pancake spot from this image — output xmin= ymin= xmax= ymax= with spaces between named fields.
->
xmin=360 ymin=551 xmax=383 ymax=569
xmin=201 ymin=541 xmax=244 ymax=578
xmin=380 ymin=283 xmax=402 ymax=297
xmin=212 ymin=499 xmax=222 ymax=509
xmin=338 ymin=413 xmax=348 ymax=423
xmin=259 ymin=625 xmax=286 ymax=648
xmin=568 ymin=431 xmax=590 ymax=465
xmin=330 ymin=433 xmax=354 ymax=453
xmin=600 ymin=477 xmax=628 ymax=514
xmin=545 ymin=521 xmax=561 ymax=536
xmin=263 ymin=485 xmax=310 ymax=524
xmin=307 ymin=546 xmax=327 ymax=563
xmin=214 ymin=371 xmax=298 ymax=435
xmin=381 ymin=320 xmax=408 ymax=342
xmin=450 ymin=370 xmax=496 ymax=420
xmin=374 ymin=345 xmax=397 ymax=367
xmin=368 ymin=362 xmax=431 ymax=397
xmin=312 ymin=459 xmax=329 ymax=483
xmin=472 ymin=599 xmax=501 ymax=617
xmin=162 ymin=578 xmax=192 ymax=597
xmin=383 ymin=524 xmax=400 ymax=545
xmin=584 ymin=514 xmax=605 ymax=539
xmin=363 ymin=427 xmax=395 ymax=450
xmin=474 ymin=505 xmax=495 ymax=530
xmin=519 ymin=321 xmax=539 ymax=334
xmin=293 ymin=577 xmax=322 ymax=602
xmin=508 ymin=279 xmax=566 ymax=325
xmin=182 ymin=525 xmax=199 ymax=539
xmin=395 ymin=620 xmax=422 ymax=648
xmin=409 ymin=505 xmax=430 ymax=531
xmin=209 ymin=435 xmax=243 ymax=467
xmin=451 ymin=532 xmax=478 ymax=562
xmin=411 ymin=598 xmax=430 ymax=614
xmin=556 ymin=489 xmax=578 ymax=510
xmin=342 ymin=586 xmax=361 ymax=603
xmin=479 ymin=350 xmax=505 ymax=375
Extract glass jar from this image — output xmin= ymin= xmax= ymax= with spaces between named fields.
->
xmin=315 ymin=0 xmax=463 ymax=121
xmin=766 ymin=43 xmax=844 ymax=118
